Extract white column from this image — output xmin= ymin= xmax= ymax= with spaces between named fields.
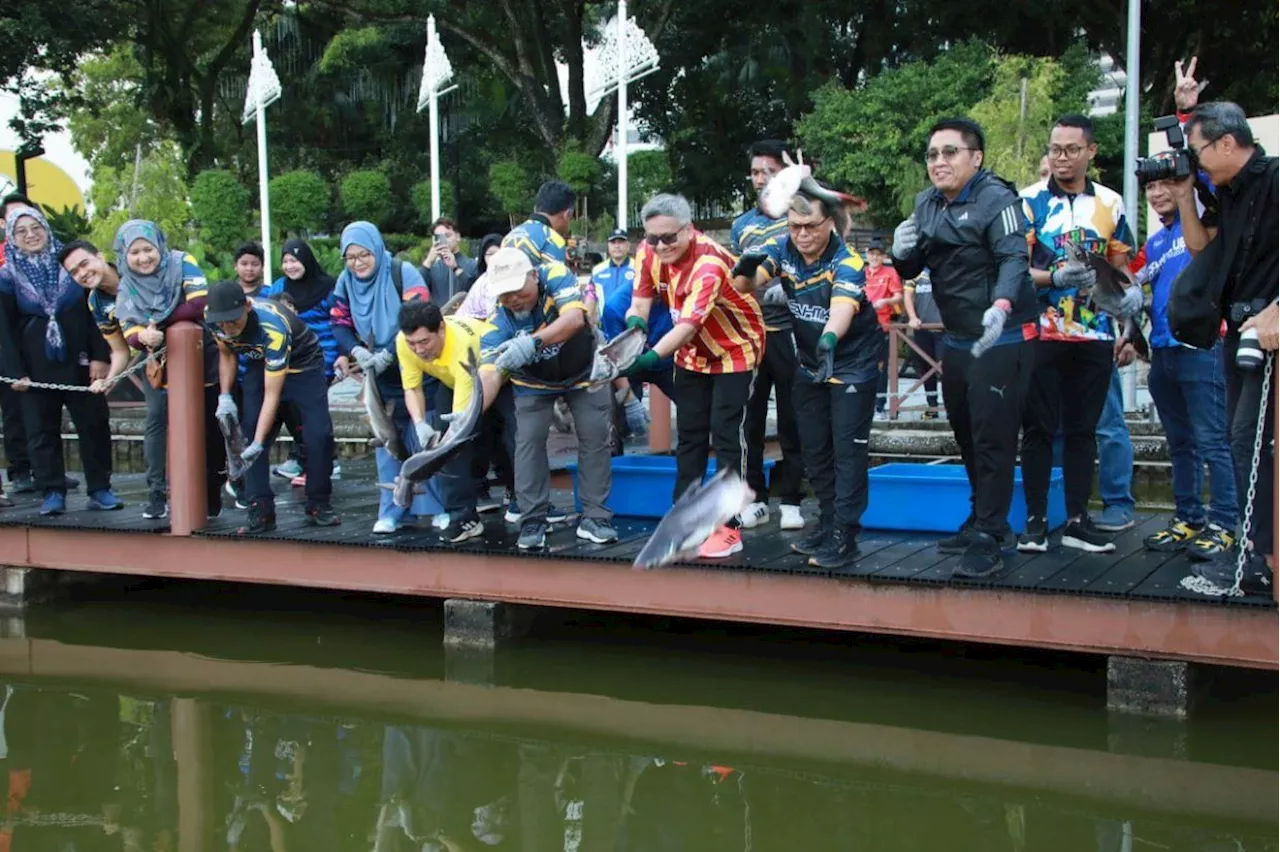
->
xmin=616 ymin=0 xmax=628 ymax=230
xmin=428 ymin=14 xmax=443 ymax=223
xmin=1121 ymin=0 xmax=1141 ymax=411
xmin=253 ymin=32 xmax=273 ymax=286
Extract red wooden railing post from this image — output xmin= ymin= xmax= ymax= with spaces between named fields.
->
xmin=166 ymin=321 xmax=207 ymax=534
xmin=887 ymin=328 xmax=900 ymax=419
xmin=648 ymin=385 xmax=672 ymax=453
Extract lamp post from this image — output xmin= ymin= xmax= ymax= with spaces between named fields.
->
xmin=242 ymin=30 xmax=282 ymax=285
xmin=417 ymin=14 xmax=458 ymax=223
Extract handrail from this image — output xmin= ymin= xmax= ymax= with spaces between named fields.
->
xmin=885 ymin=322 xmax=945 ymax=420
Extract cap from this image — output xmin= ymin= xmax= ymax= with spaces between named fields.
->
xmin=607 ymin=228 xmax=629 ymax=242
xmin=485 ymin=247 xmax=535 ymax=297
xmin=204 ymin=279 xmax=249 ymax=324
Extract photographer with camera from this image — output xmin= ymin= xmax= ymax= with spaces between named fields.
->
xmin=1170 ymin=101 xmax=1278 ymax=596
xmin=421 ymin=218 xmax=478 ymax=306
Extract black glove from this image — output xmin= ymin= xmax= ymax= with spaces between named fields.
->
xmin=814 ymin=333 xmax=837 ymax=383
xmin=732 ymin=249 xmax=768 ymax=279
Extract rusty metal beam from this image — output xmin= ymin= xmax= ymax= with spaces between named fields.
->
xmin=0 ymin=637 xmax=1271 ymax=823
xmin=166 ymin=322 xmax=207 ymax=535
xmin=6 ymin=527 xmax=1276 ymax=669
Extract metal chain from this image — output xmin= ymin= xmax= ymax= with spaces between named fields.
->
xmin=1232 ymin=351 xmax=1273 ymax=595
xmin=0 ymin=346 xmax=165 ymax=394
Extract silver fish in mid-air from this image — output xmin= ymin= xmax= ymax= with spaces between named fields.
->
xmin=390 ymin=350 xmax=484 ymax=508
xmin=588 ymin=326 xmax=648 ymax=385
xmin=364 ymin=369 xmax=409 ymax=461
xmin=1062 ymin=238 xmax=1148 ymax=358
xmin=633 ymin=468 xmax=756 ymax=570
xmin=217 ymin=408 xmax=249 ymax=482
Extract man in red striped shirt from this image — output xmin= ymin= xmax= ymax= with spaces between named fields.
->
xmin=625 ymin=193 xmax=765 ymax=558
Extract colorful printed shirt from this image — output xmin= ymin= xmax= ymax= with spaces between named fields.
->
xmin=212 ymin=299 xmax=323 ymax=376
xmin=862 ymin=263 xmax=903 ymax=331
xmin=87 ymin=287 xmax=120 ymax=338
xmin=731 ymin=207 xmax=791 ymax=331
xmin=754 ymin=233 xmax=880 ymax=383
xmin=479 ymin=261 xmax=595 ymax=394
xmin=1020 ymin=177 xmax=1134 ymax=342
xmin=634 ymin=231 xmax=763 ymax=374
xmin=501 ymin=215 xmax=568 ymax=266
xmin=395 ymin=316 xmax=492 ymax=413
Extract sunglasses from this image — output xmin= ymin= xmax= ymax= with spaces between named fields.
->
xmin=644 ymin=226 xmax=686 ymax=246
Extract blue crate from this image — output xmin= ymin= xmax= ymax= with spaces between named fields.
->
xmin=564 ymin=455 xmax=774 ymax=519
xmin=860 ymin=463 xmax=1066 ymax=534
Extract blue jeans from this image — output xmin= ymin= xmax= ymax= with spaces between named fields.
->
xmin=375 ymin=375 xmax=445 ymax=523
xmin=1095 ymin=367 xmax=1135 ymax=511
xmin=1148 ymin=343 xmax=1237 ymax=529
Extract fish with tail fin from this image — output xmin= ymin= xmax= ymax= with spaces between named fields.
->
xmin=217 ymin=408 xmax=249 ymax=482
xmin=633 ymin=469 xmax=755 ymax=570
xmin=364 ymin=369 xmax=409 ymax=461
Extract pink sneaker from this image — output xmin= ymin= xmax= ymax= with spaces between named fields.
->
xmin=290 ymin=474 xmax=307 ymax=488
xmin=698 ymin=525 xmax=743 ymax=559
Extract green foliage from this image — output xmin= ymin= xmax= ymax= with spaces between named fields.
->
xmin=488 ymin=160 xmax=533 ymax=223
xmin=88 ymin=141 xmax=192 ymax=256
xmin=41 ymin=205 xmax=91 ymax=243
xmin=340 ymin=170 xmax=393 ymax=229
xmin=557 ymin=146 xmax=602 ymax=195
xmin=410 ymin=179 xmax=456 ymax=225
xmin=627 ymin=150 xmax=674 ymax=203
xmin=189 ymin=170 xmax=250 ymax=259
xmin=798 ymin=41 xmax=997 ymax=225
xmin=317 ymin=26 xmax=389 ymax=73
xmin=63 ymin=45 xmax=170 ymax=170
xmin=270 ymin=170 xmax=329 ymax=237
xmin=969 ymin=56 xmax=1068 ymax=190
xmin=310 ymin=243 xmax=344 ymax=278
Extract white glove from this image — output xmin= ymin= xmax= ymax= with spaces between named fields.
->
xmin=350 ymin=346 xmax=374 ymax=371
xmin=762 ymin=283 xmax=788 ymax=306
xmin=624 ymin=397 xmax=649 ymax=433
xmin=970 ymin=303 xmax=1009 ymax=358
xmin=1050 ymin=264 xmax=1095 ymax=290
xmin=494 ymin=333 xmax=538 ymax=372
xmin=891 ymin=216 xmax=918 ymax=260
xmin=240 ymin=441 xmax=264 ymax=465
xmin=1118 ymin=285 xmax=1144 ymax=318
xmin=215 ymin=393 xmax=237 ymax=420
xmin=414 ymin=419 xmax=438 ymax=450
xmin=368 ymin=349 xmax=395 ymax=375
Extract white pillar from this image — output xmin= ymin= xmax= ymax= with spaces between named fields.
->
xmin=616 ymin=0 xmax=628 ymax=230
xmin=428 ymin=14 xmax=442 ymax=223
xmin=1121 ymin=0 xmax=1142 ymax=411
xmin=253 ymin=32 xmax=273 ymax=285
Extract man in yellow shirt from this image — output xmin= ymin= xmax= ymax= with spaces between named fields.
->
xmin=396 ymin=300 xmax=492 ymax=544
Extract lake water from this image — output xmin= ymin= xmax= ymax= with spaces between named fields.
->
xmin=0 ymin=580 xmax=1274 ymax=851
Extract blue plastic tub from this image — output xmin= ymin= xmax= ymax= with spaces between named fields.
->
xmin=860 ymin=463 xmax=1066 ymax=534
xmin=564 ymin=455 xmax=774 ymax=519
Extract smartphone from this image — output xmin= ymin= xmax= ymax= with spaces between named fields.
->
xmin=433 ymin=234 xmax=447 ymax=246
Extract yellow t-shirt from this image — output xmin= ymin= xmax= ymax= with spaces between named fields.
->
xmin=395 ymin=316 xmax=492 ymax=414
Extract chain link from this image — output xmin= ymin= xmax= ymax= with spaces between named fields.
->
xmin=1232 ymin=351 xmax=1273 ymax=595
xmin=0 ymin=346 xmax=166 ymax=394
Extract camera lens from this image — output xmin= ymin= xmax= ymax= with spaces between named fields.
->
xmin=1237 ymin=328 xmax=1265 ymax=371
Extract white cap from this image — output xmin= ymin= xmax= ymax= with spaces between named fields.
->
xmin=486 ymin=247 xmax=535 ymax=297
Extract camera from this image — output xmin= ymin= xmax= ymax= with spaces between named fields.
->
xmin=1237 ymin=328 xmax=1265 ymax=371
xmin=1134 ymin=115 xmax=1195 ymax=185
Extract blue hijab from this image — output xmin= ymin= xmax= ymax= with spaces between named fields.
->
xmin=334 ymin=221 xmax=401 ymax=350
xmin=112 ymin=219 xmax=186 ymax=328
xmin=3 ymin=206 xmax=74 ymax=362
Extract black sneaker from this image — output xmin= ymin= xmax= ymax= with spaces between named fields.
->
xmin=1183 ymin=550 xmax=1274 ymax=597
xmin=1186 ymin=524 xmax=1235 ymax=562
xmin=955 ymin=531 xmax=1005 ymax=579
xmin=937 ymin=525 xmax=975 ymax=554
xmin=476 ymin=491 xmax=504 ymax=514
xmin=236 ymin=499 xmax=276 ymax=535
xmin=305 ymin=504 xmax=341 ymax=527
xmin=1144 ymin=517 xmax=1205 ymax=552
xmin=8 ymin=473 xmax=34 ymax=494
xmin=791 ymin=523 xmax=831 ymax=556
xmin=1017 ymin=516 xmax=1049 ymax=553
xmin=808 ymin=527 xmax=859 ymax=569
xmin=517 ymin=520 xmax=547 ymax=550
xmin=142 ymin=496 xmax=169 ymax=520
xmin=443 ymin=517 xmax=484 ymax=543
xmin=1061 ymin=515 xmax=1115 ymax=553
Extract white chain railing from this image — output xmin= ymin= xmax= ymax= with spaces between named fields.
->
xmin=0 ymin=346 xmax=166 ymax=394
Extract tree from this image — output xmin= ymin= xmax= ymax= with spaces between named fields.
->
xmin=340 ymin=170 xmax=393 ymax=227
xmin=270 ymin=170 xmax=330 ymax=237
xmin=627 ymin=150 xmax=674 ymax=203
xmin=63 ymin=45 xmax=171 ymax=171
xmin=410 ymin=179 xmax=456 ymax=225
xmin=88 ymin=142 xmax=193 ymax=255
xmin=488 ymin=160 xmax=533 ymax=227
xmin=189 ymin=170 xmax=251 ymax=258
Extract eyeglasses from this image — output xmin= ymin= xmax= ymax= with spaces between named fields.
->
xmin=787 ymin=217 xmax=831 ymax=236
xmin=9 ymin=226 xmax=40 ymax=240
xmin=1047 ymin=144 xmax=1088 ymax=159
xmin=924 ymin=146 xmax=975 ymax=163
xmin=1189 ymin=138 xmax=1219 ymax=158
xmin=644 ymin=227 xmax=685 ymax=246
xmin=344 ymin=250 xmax=374 ymax=264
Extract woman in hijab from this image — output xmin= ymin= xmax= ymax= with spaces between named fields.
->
xmin=330 ymin=221 xmax=443 ymax=534
xmin=264 ymin=239 xmax=339 ymax=485
xmin=0 ymin=205 xmax=119 ymax=515
xmin=454 ymin=234 xmax=504 ymax=321
xmin=113 ymin=219 xmax=227 ymax=520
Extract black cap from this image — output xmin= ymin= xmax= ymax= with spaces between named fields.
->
xmin=204 ymin=279 xmax=249 ymax=324
xmin=608 ymin=228 xmax=629 ymax=242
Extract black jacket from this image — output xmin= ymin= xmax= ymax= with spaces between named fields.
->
xmin=895 ymin=170 xmax=1038 ymax=340
xmin=1218 ymin=147 xmax=1278 ymax=328
xmin=0 ymin=286 xmax=108 ymax=386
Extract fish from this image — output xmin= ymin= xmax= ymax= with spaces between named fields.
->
xmin=389 ymin=349 xmax=484 ymax=508
xmin=633 ymin=468 xmax=756 ymax=570
xmin=439 ymin=291 xmax=467 ymax=317
xmin=1062 ymin=238 xmax=1148 ymax=357
xmin=759 ymin=150 xmax=812 ymax=219
xmin=364 ymin=369 xmax=409 ymax=462
xmin=587 ymin=326 xmax=648 ymax=385
xmin=217 ymin=408 xmax=249 ymax=482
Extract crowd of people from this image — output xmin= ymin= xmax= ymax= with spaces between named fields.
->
xmin=0 ymin=61 xmax=1273 ymax=596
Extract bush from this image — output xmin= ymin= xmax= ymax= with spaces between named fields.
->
xmin=270 ymin=170 xmax=329 ymax=236
xmin=488 ymin=160 xmax=532 ymax=224
xmin=190 ymin=170 xmax=251 ymax=257
xmin=409 ymin=178 xmax=456 ymax=226
xmin=340 ymin=170 xmax=393 ymax=229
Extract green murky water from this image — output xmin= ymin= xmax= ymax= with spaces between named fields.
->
xmin=0 ymin=581 xmax=1274 ymax=851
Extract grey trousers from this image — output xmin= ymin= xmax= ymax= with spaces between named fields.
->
xmin=514 ymin=385 xmax=613 ymax=522
xmin=141 ymin=381 xmax=168 ymax=500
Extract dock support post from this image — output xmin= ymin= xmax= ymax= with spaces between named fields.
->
xmin=648 ymin=385 xmax=671 ymax=453
xmin=443 ymin=599 xmax=530 ymax=685
xmin=166 ymin=321 xmax=208 ymax=535
xmin=1106 ymin=656 xmax=1197 ymax=718
xmin=0 ymin=567 xmax=61 ymax=614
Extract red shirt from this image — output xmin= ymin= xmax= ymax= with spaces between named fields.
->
xmin=635 ymin=230 xmax=764 ymax=374
xmin=863 ymin=263 xmax=902 ymax=331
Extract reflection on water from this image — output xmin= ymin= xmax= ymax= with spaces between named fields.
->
xmin=0 ymin=588 xmax=1275 ymax=851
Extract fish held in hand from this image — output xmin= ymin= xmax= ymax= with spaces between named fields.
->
xmin=217 ymin=408 xmax=249 ymax=482
xmin=364 ymin=369 xmax=409 ymax=462
xmin=390 ymin=350 xmax=484 ymax=509
xmin=633 ymin=468 xmax=756 ymax=570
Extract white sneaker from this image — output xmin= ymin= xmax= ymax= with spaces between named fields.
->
xmin=331 ymin=462 xmax=342 ymax=481
xmin=373 ymin=518 xmax=398 ymax=535
xmin=739 ymin=501 xmax=770 ymax=529
xmin=432 ymin=513 xmax=450 ymax=530
xmin=779 ymin=504 xmax=805 ymax=530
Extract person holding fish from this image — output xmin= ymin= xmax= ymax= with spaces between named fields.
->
xmin=731 ymin=176 xmax=882 ymax=569
xmin=1018 ymin=114 xmax=1144 ymax=556
xmin=206 ymin=279 xmax=338 ymax=534
xmin=329 ymin=221 xmax=442 ymax=536
xmin=478 ymin=247 xmax=618 ymax=551
xmin=395 ymin=300 xmax=491 ymax=544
